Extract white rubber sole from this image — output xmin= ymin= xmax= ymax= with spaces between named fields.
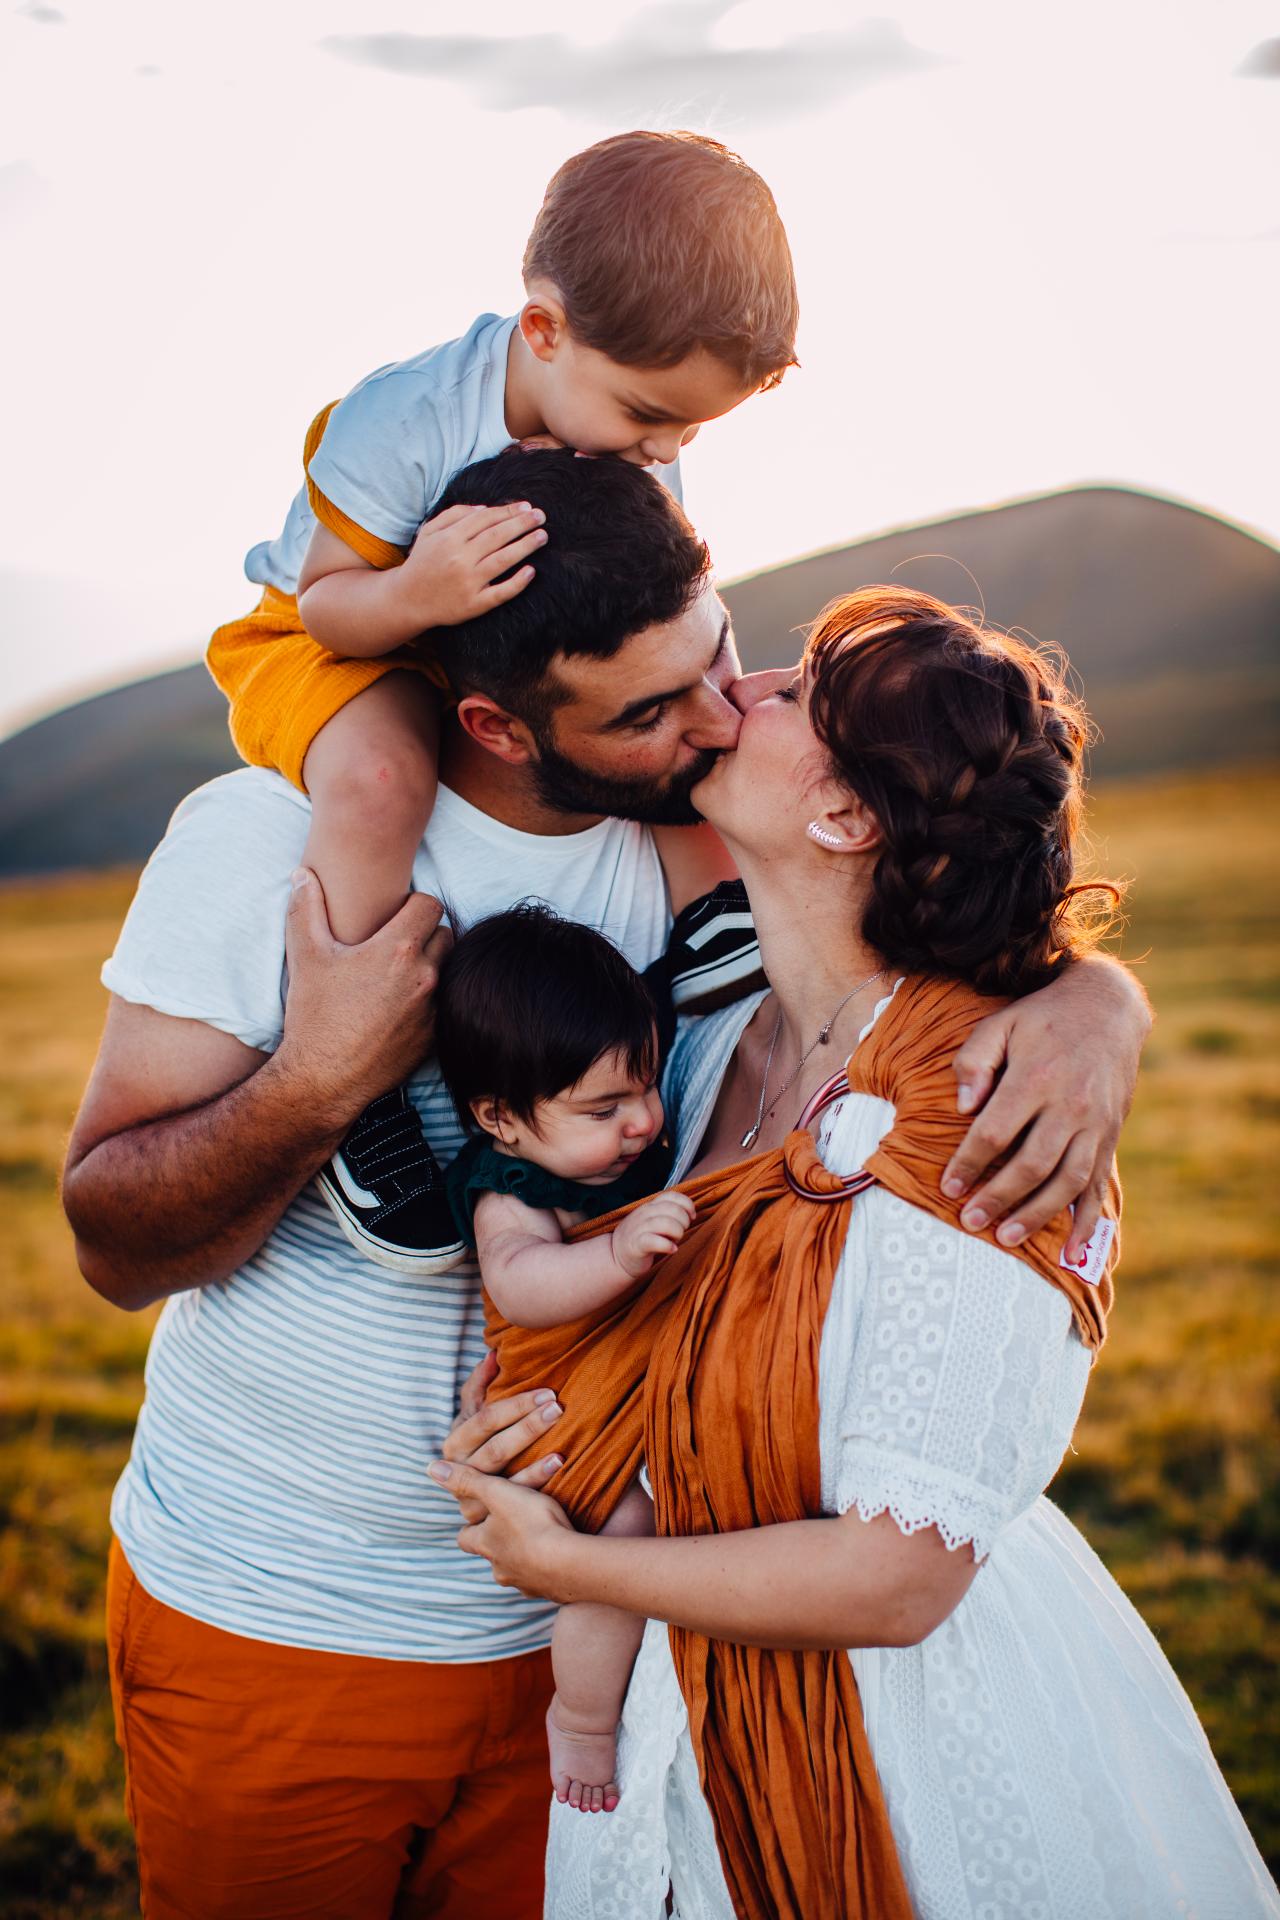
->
xmin=670 ymin=944 xmax=765 ymax=1010
xmin=313 ymin=1169 xmax=470 ymax=1276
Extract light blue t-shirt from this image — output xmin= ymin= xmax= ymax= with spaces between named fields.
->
xmin=245 ymin=312 xmax=682 ymax=594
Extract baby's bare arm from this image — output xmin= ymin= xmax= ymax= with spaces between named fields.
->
xmin=475 ymin=1190 xmax=696 ymax=1329
xmin=296 ymin=504 xmax=547 ymax=658
xmin=475 ymin=1192 xmax=637 ymax=1329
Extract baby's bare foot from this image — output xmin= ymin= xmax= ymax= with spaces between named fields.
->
xmin=546 ymin=1699 xmax=620 ymax=1813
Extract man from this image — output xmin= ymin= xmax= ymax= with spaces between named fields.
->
xmin=63 ymin=449 xmax=1149 ymax=1920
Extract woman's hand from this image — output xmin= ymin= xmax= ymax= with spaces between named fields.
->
xmin=440 ymin=1349 xmax=564 ymax=1523
xmin=429 ymin=1459 xmax=578 ymax=1600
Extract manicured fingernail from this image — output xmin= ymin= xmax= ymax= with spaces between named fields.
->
xmin=541 ymin=1401 xmax=562 ymax=1423
xmin=962 ymin=1206 xmax=989 ymax=1231
xmin=998 ymin=1222 xmax=1027 ymax=1247
xmin=531 ymin=508 xmax=545 ymax=523
xmin=534 ymin=1388 xmax=556 ymax=1405
xmin=543 ymin=1455 xmax=564 ymax=1471
xmin=942 ymin=1176 xmax=966 ymax=1200
xmin=289 ymin=867 xmax=309 ymax=890
xmin=428 ymin=1461 xmax=453 ymax=1482
xmin=956 ymin=1084 xmax=976 ymax=1114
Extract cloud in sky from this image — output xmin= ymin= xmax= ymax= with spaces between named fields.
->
xmin=321 ymin=6 xmax=944 ymax=125
xmin=1236 ymin=37 xmax=1280 ymax=77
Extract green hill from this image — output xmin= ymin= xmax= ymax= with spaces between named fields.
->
xmin=1 ymin=485 xmax=1276 ymax=876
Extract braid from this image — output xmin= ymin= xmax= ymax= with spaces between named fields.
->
xmin=806 ymin=588 xmax=1115 ymax=997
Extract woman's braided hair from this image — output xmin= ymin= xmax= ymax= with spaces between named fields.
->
xmin=805 ymin=586 xmax=1116 ymax=996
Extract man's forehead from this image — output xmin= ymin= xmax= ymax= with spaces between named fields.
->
xmin=550 ymin=581 xmax=728 ymax=717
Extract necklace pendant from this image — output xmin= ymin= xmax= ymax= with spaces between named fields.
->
xmin=818 ymin=1025 xmax=831 ymax=1044
xmin=740 ymin=1124 xmax=761 ymax=1150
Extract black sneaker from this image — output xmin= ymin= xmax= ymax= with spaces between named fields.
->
xmin=666 ymin=880 xmax=767 ymax=1013
xmin=314 ymin=1088 xmax=468 ymax=1275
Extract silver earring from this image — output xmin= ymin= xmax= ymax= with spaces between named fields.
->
xmin=807 ymin=821 xmax=843 ymax=849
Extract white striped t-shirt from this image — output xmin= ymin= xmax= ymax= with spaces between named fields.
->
xmin=102 ymin=768 xmax=669 ymax=1660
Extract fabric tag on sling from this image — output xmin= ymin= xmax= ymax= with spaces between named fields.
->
xmin=1058 ymin=1215 xmax=1115 ymax=1288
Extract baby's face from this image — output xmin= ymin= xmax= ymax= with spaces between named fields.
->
xmin=501 ymin=1046 xmax=665 ymax=1187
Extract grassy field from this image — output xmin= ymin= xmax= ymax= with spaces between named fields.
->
xmin=0 ymin=766 xmax=1277 ymax=1914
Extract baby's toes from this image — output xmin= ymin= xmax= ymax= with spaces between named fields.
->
xmin=567 ymin=1778 xmax=585 ymax=1811
xmin=604 ymin=1783 xmax=620 ymax=1813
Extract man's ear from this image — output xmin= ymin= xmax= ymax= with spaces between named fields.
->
xmin=519 ymin=286 xmax=568 ymax=364
xmin=454 ymin=694 xmax=539 ymax=767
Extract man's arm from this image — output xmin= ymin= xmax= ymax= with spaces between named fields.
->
xmin=61 ymin=869 xmax=449 ymax=1310
xmin=943 ymin=952 xmax=1152 ymax=1258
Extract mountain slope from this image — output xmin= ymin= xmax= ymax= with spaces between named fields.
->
xmin=1 ymin=486 xmax=1276 ymax=876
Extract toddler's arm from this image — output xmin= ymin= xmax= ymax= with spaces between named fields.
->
xmin=653 ymin=821 xmax=738 ymax=913
xmin=295 ymin=504 xmax=548 ymax=659
xmin=474 ymin=1189 xmax=695 ymax=1330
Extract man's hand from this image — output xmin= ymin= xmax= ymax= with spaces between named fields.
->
xmin=393 ymin=502 xmax=547 ymax=630
xmin=440 ymin=1352 xmax=565 ymax=1523
xmin=942 ymin=956 xmax=1151 ymax=1258
xmin=610 ymin=1193 xmax=696 ymax=1280
xmin=277 ymin=868 xmax=452 ymax=1131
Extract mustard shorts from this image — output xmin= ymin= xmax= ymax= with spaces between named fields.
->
xmin=207 ymin=587 xmax=445 ymax=793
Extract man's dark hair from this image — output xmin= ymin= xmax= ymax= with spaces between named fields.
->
xmin=422 ymin=446 xmax=711 ymax=729
xmin=523 ymin=130 xmax=798 ymax=389
xmin=435 ymin=904 xmax=659 ymax=1131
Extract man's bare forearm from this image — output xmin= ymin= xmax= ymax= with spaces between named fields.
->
xmin=63 ymin=1051 xmax=349 ymax=1310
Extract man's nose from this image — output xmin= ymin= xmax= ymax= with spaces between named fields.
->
xmin=729 ymin=668 xmax=794 ymax=716
xmin=683 ymin=679 xmax=744 ymax=750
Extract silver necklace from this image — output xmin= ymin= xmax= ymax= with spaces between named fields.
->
xmin=740 ymin=969 xmax=887 ymax=1150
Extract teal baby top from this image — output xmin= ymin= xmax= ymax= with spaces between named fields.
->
xmin=446 ymin=1132 xmax=674 ymax=1247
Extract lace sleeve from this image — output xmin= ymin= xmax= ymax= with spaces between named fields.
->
xmin=818 ymin=1171 xmax=1092 ymax=1562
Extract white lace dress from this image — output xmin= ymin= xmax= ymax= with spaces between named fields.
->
xmin=545 ymin=992 xmax=1278 ymax=1920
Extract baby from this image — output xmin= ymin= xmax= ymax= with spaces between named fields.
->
xmin=436 ymin=904 xmax=691 ymax=1812
xmin=206 ymin=129 xmax=796 ymax=1274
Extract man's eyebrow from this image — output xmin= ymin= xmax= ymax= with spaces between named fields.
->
xmin=604 ymin=613 xmax=731 ymax=730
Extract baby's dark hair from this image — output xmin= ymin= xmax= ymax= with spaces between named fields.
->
xmin=434 ymin=905 xmax=660 ymax=1132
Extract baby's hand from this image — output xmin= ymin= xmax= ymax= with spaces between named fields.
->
xmin=610 ymin=1192 xmax=696 ymax=1281
xmin=400 ymin=502 xmax=548 ymax=628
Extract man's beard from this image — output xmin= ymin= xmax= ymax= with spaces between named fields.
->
xmin=529 ymin=731 xmax=720 ymax=827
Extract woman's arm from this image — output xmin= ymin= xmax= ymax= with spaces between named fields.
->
xmin=430 ymin=1463 xmax=978 ymax=1651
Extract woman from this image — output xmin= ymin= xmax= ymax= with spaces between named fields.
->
xmin=433 ymin=588 xmax=1277 ymax=1918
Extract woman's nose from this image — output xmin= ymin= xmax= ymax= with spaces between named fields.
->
xmin=731 ymin=668 xmax=794 ymax=715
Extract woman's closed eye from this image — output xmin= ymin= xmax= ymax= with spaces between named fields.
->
xmin=773 ymin=679 xmax=802 ymax=704
xmin=590 ymin=1106 xmax=620 ymax=1121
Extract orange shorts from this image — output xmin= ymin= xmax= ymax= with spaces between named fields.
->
xmin=207 ymin=587 xmax=446 ymax=794
xmin=106 ymin=1540 xmax=554 ymax=1920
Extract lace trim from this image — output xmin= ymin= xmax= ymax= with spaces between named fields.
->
xmin=834 ymin=1458 xmax=1004 ymax=1561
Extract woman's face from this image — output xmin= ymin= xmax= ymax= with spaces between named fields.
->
xmin=692 ymin=660 xmax=836 ymax=855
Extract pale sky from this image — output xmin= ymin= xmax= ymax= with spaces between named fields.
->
xmin=1 ymin=0 xmax=1277 ymax=738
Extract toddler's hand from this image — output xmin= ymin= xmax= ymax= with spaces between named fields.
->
xmin=400 ymin=502 xmax=547 ymax=628
xmin=610 ymin=1192 xmax=696 ymax=1281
